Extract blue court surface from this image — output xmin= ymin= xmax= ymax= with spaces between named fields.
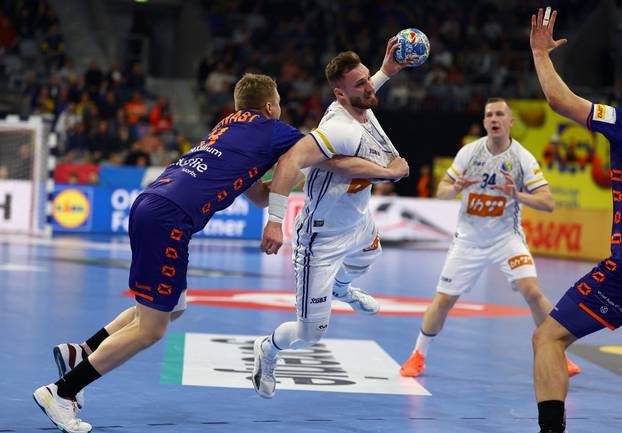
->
xmin=2 ymin=234 xmax=621 ymax=432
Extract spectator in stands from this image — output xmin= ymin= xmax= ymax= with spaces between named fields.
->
xmin=85 ymin=60 xmax=104 ymax=95
xmin=416 ymin=165 xmax=434 ymax=198
xmin=55 ymin=102 xmax=82 ymax=147
xmin=124 ymin=91 xmax=148 ymax=125
xmin=65 ymin=122 xmax=92 ymax=162
xmin=123 ymin=140 xmax=150 ymax=167
xmin=126 ymin=62 xmax=146 ymax=94
xmin=149 ymin=96 xmax=174 ymax=134
xmin=40 ymin=22 xmax=64 ymax=69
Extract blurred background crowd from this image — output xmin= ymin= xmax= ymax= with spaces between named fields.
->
xmin=0 ymin=0 xmax=620 ymax=195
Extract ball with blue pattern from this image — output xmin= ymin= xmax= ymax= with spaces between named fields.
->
xmin=394 ymin=28 xmax=430 ymax=67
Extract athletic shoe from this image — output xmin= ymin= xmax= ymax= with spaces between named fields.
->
xmin=400 ymin=350 xmax=426 ymax=377
xmin=566 ymin=355 xmax=581 ymax=378
xmin=33 ymin=383 xmax=92 ymax=433
xmin=333 ymin=287 xmax=380 ymax=315
xmin=251 ymin=337 xmax=278 ymax=398
xmin=53 ymin=343 xmax=86 ymax=409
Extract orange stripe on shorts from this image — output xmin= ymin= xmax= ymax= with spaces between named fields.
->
xmin=578 ymin=302 xmax=616 ymax=330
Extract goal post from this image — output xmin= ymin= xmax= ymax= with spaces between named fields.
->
xmin=0 ymin=115 xmax=56 ymax=236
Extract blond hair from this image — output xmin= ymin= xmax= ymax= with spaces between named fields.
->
xmin=233 ymin=73 xmax=278 ymax=111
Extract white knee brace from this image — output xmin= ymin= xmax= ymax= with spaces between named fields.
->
xmin=289 ymin=318 xmax=330 ymax=349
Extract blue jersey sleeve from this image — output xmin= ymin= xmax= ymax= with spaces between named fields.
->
xmin=270 ymin=120 xmax=304 ymax=158
xmin=587 ymin=104 xmax=622 ymax=143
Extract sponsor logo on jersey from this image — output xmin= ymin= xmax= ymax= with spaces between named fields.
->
xmin=313 ymin=220 xmax=324 ymax=227
xmin=310 ymin=296 xmax=327 ymax=304
xmin=440 ymin=276 xmax=452 ymax=283
xmin=52 ymin=189 xmax=91 ymax=228
xmin=501 ymin=161 xmax=512 ymax=172
xmin=175 ymin=156 xmax=208 ymax=173
xmin=508 ymin=254 xmax=534 ymax=270
xmin=466 ymin=193 xmax=507 ymax=217
xmin=593 ymin=104 xmax=616 ymax=124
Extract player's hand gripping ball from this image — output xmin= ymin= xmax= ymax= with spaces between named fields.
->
xmin=394 ymin=28 xmax=430 ymax=67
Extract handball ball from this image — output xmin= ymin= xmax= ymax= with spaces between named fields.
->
xmin=394 ymin=28 xmax=430 ymax=67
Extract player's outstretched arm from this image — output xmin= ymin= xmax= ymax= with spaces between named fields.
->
xmin=319 ymin=155 xmax=409 ymax=180
xmin=530 ymin=7 xmax=591 ymax=125
xmin=371 ymin=36 xmax=407 ymax=90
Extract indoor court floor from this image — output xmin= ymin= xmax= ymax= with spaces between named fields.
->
xmin=1 ymin=234 xmax=621 ymax=432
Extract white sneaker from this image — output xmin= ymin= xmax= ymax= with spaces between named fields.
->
xmin=53 ymin=343 xmax=86 ymax=409
xmin=33 ymin=383 xmax=92 ymax=433
xmin=251 ymin=337 xmax=278 ymax=399
xmin=333 ymin=287 xmax=379 ymax=315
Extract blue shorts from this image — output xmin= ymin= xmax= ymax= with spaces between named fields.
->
xmin=550 ymin=257 xmax=622 ymax=338
xmin=128 ymin=193 xmax=192 ymax=312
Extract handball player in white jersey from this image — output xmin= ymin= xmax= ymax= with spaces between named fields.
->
xmin=399 ymin=97 xmax=581 ymax=378
xmin=252 ymin=39 xmax=410 ymax=398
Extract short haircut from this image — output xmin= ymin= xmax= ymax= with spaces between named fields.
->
xmin=233 ymin=73 xmax=277 ymax=111
xmin=486 ymin=97 xmax=508 ymax=105
xmin=485 ymin=97 xmax=512 ymax=114
xmin=325 ymin=51 xmax=361 ymax=86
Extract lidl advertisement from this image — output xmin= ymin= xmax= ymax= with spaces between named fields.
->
xmin=51 ymin=185 xmax=264 ymax=239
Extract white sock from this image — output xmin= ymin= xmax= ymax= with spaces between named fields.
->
xmin=333 ymin=279 xmax=351 ymax=297
xmin=414 ymin=330 xmax=436 ymax=357
xmin=262 ymin=321 xmax=299 ymax=357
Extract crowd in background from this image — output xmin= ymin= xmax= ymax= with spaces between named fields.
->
xmin=0 ymin=0 xmax=190 ymax=173
xmin=0 ymin=0 xmax=612 ymax=195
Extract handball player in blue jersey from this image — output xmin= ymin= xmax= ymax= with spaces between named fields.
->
xmin=32 ymin=73 xmax=409 ymax=432
xmin=531 ymin=7 xmax=622 ymax=433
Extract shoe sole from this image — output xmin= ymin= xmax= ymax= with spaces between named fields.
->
xmin=251 ymin=338 xmax=274 ymax=399
xmin=346 ymin=301 xmax=379 ymax=315
xmin=33 ymin=390 xmax=90 ymax=433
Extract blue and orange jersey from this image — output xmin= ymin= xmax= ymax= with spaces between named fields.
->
xmin=586 ymin=103 xmax=622 ymax=259
xmin=144 ymin=110 xmax=304 ymax=232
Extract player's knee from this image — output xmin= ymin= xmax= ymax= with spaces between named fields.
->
xmin=532 ymin=321 xmax=556 ymax=349
xmin=136 ymin=323 xmax=168 ymax=348
xmin=291 ymin=319 xmax=329 ymax=349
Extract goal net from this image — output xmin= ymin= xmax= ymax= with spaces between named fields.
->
xmin=0 ymin=115 xmax=54 ymax=236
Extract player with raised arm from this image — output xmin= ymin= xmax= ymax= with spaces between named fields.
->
xmin=399 ymin=97 xmax=581 ymax=380
xmin=530 ymin=7 xmax=622 ymax=433
xmin=32 ymin=73 xmax=408 ymax=433
xmin=252 ymin=37 xmax=410 ymax=399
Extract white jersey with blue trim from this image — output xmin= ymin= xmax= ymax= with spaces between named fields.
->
xmin=299 ymin=100 xmax=398 ymax=234
xmin=447 ymin=136 xmax=548 ymax=247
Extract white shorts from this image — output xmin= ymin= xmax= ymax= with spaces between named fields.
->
xmin=293 ymin=216 xmax=381 ymax=321
xmin=436 ymin=234 xmax=537 ymax=296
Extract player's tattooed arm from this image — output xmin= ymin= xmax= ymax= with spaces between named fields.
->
xmin=530 ymin=7 xmax=591 ymax=126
